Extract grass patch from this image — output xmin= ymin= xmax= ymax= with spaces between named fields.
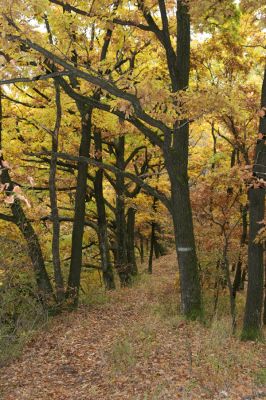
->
xmin=0 ymin=285 xmax=48 ymax=366
xmin=254 ymin=368 xmax=266 ymax=386
xmin=108 ymin=338 xmax=136 ymax=372
xmin=80 ymin=286 xmax=109 ymax=307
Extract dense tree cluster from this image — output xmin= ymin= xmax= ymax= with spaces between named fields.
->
xmin=0 ymin=0 xmax=265 ymax=340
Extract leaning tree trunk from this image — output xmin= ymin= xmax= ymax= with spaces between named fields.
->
xmin=0 ymin=165 xmax=53 ymax=299
xmin=0 ymin=91 xmax=53 ymax=301
xmin=67 ymin=106 xmax=92 ymax=305
xmin=242 ymin=67 xmax=266 ymax=340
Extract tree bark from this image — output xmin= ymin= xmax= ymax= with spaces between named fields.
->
xmin=163 ymin=0 xmax=201 ymax=317
xmin=148 ymin=221 xmax=155 ymax=274
xmin=67 ymin=107 xmax=92 ymax=305
xmin=0 ymin=90 xmax=53 ymax=301
xmin=94 ymin=129 xmax=115 ymax=289
xmin=242 ymin=189 xmax=265 ymax=339
xmin=127 ymin=207 xmax=138 ymax=275
xmin=242 ymin=67 xmax=266 ymax=339
xmin=114 ymin=136 xmax=132 ymax=286
xmin=49 ymin=80 xmax=64 ymax=302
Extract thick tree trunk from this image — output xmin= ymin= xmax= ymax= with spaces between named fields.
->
xmin=242 ymin=188 xmax=265 ymax=339
xmin=263 ymin=263 xmax=266 ymax=325
xmin=169 ymin=174 xmax=202 ymax=317
xmin=67 ymin=107 xmax=92 ymax=304
xmin=162 ymin=0 xmax=201 ymax=317
xmin=127 ymin=207 xmax=138 ymax=276
xmin=242 ymin=68 xmax=266 ymax=339
xmin=94 ymin=129 xmax=115 ymax=290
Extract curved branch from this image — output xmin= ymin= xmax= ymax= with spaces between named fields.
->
xmin=29 ymin=150 xmax=171 ymax=210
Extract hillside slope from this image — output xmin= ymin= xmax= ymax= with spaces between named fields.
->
xmin=0 ymin=253 xmax=265 ymax=400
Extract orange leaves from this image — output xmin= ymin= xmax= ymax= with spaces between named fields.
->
xmin=112 ymin=99 xmax=133 ymax=119
xmin=0 ymin=182 xmax=31 ymax=208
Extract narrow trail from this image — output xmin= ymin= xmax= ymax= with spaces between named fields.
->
xmin=0 ymin=254 xmax=265 ymax=400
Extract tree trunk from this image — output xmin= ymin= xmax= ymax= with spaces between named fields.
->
xmin=263 ymin=262 xmax=266 ymax=325
xmin=242 ymin=188 xmax=265 ymax=339
xmin=163 ymin=0 xmax=201 ymax=317
xmin=242 ymin=67 xmax=266 ymax=340
xmin=114 ymin=136 xmax=131 ymax=286
xmin=127 ymin=207 xmax=138 ymax=276
xmin=67 ymin=107 xmax=92 ymax=305
xmin=94 ymin=129 xmax=115 ymax=290
xmin=233 ymin=205 xmax=248 ymax=297
xmin=148 ymin=221 xmax=155 ymax=274
xmin=0 ymin=91 xmax=53 ymax=301
xmin=139 ymin=232 xmax=144 ymax=264
xmin=49 ymin=81 xmax=64 ymax=303
xmin=169 ymin=174 xmax=202 ymax=317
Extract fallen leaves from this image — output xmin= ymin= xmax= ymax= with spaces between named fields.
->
xmin=0 ymin=253 xmax=265 ymax=400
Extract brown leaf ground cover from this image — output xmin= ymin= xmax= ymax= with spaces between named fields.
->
xmin=0 ymin=253 xmax=265 ymax=400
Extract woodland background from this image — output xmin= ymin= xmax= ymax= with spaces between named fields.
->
xmin=0 ymin=0 xmax=265 ymax=398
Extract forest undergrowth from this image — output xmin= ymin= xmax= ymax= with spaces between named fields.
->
xmin=0 ymin=253 xmax=265 ymax=400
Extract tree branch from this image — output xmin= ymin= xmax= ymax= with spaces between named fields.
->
xmin=29 ymin=150 xmax=171 ymax=210
xmin=5 ymin=33 xmax=169 ymax=135
xmin=0 ymin=71 xmax=72 ymax=85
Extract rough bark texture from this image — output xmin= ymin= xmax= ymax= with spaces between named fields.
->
xmin=127 ymin=207 xmax=138 ymax=276
xmin=67 ymin=107 xmax=92 ymax=304
xmin=242 ymin=67 xmax=266 ymax=339
xmin=114 ymin=136 xmax=132 ymax=286
xmin=242 ymin=189 xmax=265 ymax=339
xmin=0 ymin=91 xmax=53 ymax=300
xmin=49 ymin=81 xmax=64 ymax=302
xmin=94 ymin=129 xmax=115 ymax=290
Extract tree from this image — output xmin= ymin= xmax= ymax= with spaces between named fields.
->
xmin=242 ymin=67 xmax=266 ymax=340
xmin=0 ymin=0 xmax=203 ymax=316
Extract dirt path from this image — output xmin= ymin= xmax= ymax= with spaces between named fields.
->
xmin=0 ymin=254 xmax=265 ymax=400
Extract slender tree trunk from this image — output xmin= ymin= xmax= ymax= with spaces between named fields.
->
xmin=67 ymin=107 xmax=92 ymax=305
xmin=1 ymin=165 xmax=53 ymax=299
xmin=213 ymin=260 xmax=221 ymax=317
xmin=223 ymin=242 xmax=236 ymax=332
xmin=94 ymin=129 xmax=115 ymax=289
xmin=139 ymin=232 xmax=144 ymax=264
xmin=49 ymin=81 xmax=64 ymax=303
xmin=233 ymin=205 xmax=248 ymax=297
xmin=114 ymin=136 xmax=131 ymax=286
xmin=148 ymin=221 xmax=155 ymax=274
xmin=127 ymin=207 xmax=138 ymax=275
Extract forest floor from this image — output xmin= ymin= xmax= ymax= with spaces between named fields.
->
xmin=0 ymin=253 xmax=265 ymax=400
